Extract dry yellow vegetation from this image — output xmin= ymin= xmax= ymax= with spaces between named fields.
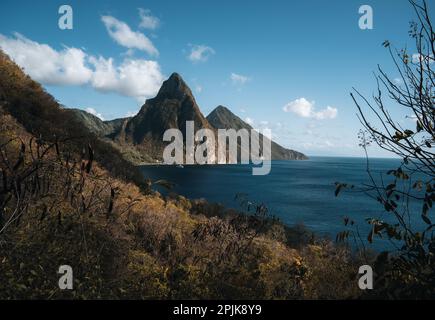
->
xmin=0 ymin=50 xmax=362 ymax=299
xmin=0 ymin=108 xmax=363 ymax=299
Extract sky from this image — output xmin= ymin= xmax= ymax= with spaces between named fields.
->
xmin=0 ymin=0 xmax=424 ymax=157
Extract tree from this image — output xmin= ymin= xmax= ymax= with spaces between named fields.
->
xmin=339 ymin=0 xmax=434 ymax=298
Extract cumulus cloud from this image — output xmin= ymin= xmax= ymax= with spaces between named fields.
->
xmin=101 ymin=15 xmax=158 ymax=56
xmin=283 ymin=98 xmax=337 ymax=120
xmin=89 ymin=56 xmax=164 ymax=101
xmin=230 ymin=73 xmax=250 ymax=85
xmin=283 ymin=98 xmax=313 ymax=117
xmin=85 ymin=107 xmax=105 ymax=120
xmin=0 ymin=33 xmax=165 ymax=102
xmin=187 ymin=45 xmax=215 ymax=63
xmin=0 ymin=32 xmax=92 ymax=85
xmin=313 ymin=106 xmax=337 ymax=120
xmin=138 ymin=8 xmax=160 ymax=30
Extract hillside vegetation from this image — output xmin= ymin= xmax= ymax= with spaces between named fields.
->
xmin=0 ymin=51 xmax=143 ymax=184
xmin=0 ymin=51 xmax=361 ymax=299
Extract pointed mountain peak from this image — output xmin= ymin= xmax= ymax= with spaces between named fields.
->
xmin=213 ymin=105 xmax=231 ymax=113
xmin=168 ymin=72 xmax=183 ymax=82
xmin=208 ymin=105 xmax=240 ymax=119
xmin=207 ymin=105 xmax=248 ymax=131
xmin=155 ymin=72 xmax=193 ymax=101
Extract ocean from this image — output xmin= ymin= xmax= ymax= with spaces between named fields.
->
xmin=140 ymin=157 xmax=425 ymax=251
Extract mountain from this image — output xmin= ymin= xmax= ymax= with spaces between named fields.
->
xmin=70 ymin=73 xmax=306 ymax=163
xmin=68 ymin=108 xmax=156 ymax=164
xmin=69 ymin=108 xmax=129 ymax=137
xmin=207 ymin=105 xmax=249 ymax=131
xmin=114 ymin=72 xmax=214 ymax=161
xmin=207 ymin=105 xmax=308 ymax=160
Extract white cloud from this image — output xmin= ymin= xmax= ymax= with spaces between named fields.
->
xmin=412 ymin=53 xmax=434 ymax=64
xmin=123 ymin=48 xmax=135 ymax=57
xmin=0 ymin=33 xmax=165 ymax=102
xmin=101 ymin=15 xmax=158 ymax=56
xmin=406 ymin=114 xmax=418 ymax=122
xmin=301 ymin=140 xmax=335 ymax=150
xmin=283 ymin=97 xmax=337 ymax=120
xmin=195 ymin=85 xmax=202 ymax=93
xmin=324 ymin=140 xmax=334 ymax=147
xmin=187 ymin=45 xmax=215 ymax=63
xmin=89 ymin=56 xmax=164 ymax=102
xmin=393 ymin=78 xmax=402 ymax=85
xmin=305 ymin=129 xmax=313 ymax=135
xmin=230 ymin=73 xmax=250 ymax=85
xmin=315 ymin=106 xmax=338 ymax=120
xmin=125 ymin=110 xmax=139 ymax=117
xmin=242 ymin=117 xmax=272 ymax=137
xmin=283 ymin=98 xmax=313 ymax=117
xmin=0 ymin=32 xmax=92 ymax=85
xmin=244 ymin=117 xmax=254 ymax=126
xmin=138 ymin=8 xmax=160 ymax=30
xmin=85 ymin=107 xmax=105 ymax=120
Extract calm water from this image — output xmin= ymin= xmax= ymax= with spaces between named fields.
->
xmin=140 ymin=157 xmax=423 ymax=251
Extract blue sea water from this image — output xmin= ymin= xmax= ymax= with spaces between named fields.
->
xmin=140 ymin=157 xmax=425 ymax=251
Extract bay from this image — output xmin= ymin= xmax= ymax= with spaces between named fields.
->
xmin=140 ymin=157 xmax=424 ymax=251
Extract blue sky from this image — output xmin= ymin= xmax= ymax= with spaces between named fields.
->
xmin=0 ymin=0 xmax=421 ymax=157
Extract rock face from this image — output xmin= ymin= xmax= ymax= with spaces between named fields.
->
xmin=207 ymin=105 xmax=308 ymax=160
xmin=115 ymin=73 xmax=214 ymax=160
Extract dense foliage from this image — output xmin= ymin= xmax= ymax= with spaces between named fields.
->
xmin=0 ymin=109 xmax=361 ymax=299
